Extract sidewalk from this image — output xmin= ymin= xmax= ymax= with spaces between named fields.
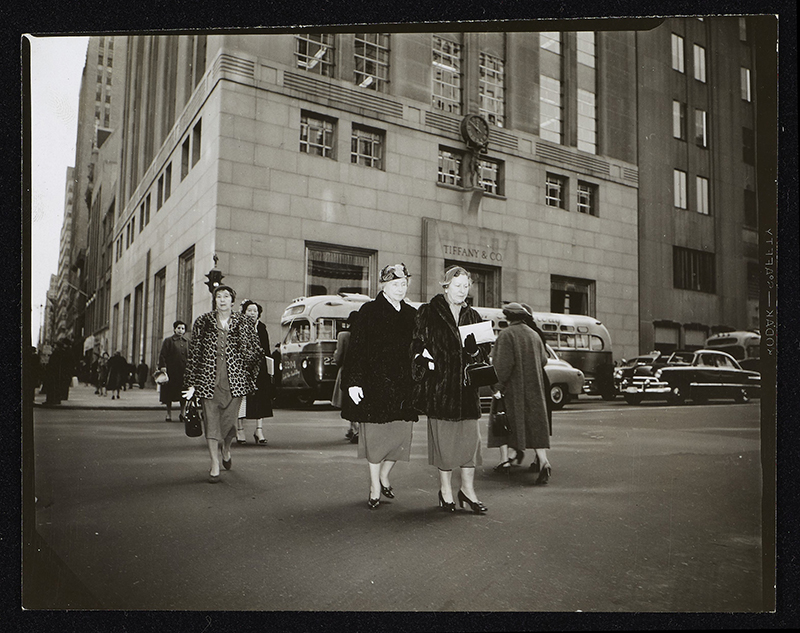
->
xmin=33 ymin=381 xmax=164 ymax=410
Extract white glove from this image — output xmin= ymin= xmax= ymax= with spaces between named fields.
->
xmin=416 ymin=348 xmax=435 ymax=370
xmin=348 ymin=386 xmax=364 ymax=405
xmin=493 ymin=391 xmax=503 ymax=399
xmin=182 ymin=386 xmax=195 ymax=400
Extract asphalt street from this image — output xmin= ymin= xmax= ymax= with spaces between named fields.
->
xmin=26 ymin=392 xmax=765 ymax=612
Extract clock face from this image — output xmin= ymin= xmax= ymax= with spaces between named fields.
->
xmin=461 ymin=114 xmax=490 ymax=147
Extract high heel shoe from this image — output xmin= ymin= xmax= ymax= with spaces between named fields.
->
xmin=493 ymin=459 xmax=513 ymax=472
xmin=235 ymin=428 xmax=246 ymax=444
xmin=535 ymin=464 xmax=551 ymax=485
xmin=457 ymin=490 xmax=488 ymax=514
xmin=529 ymin=454 xmax=540 ymax=473
xmin=438 ymin=490 xmax=456 ymax=512
xmin=368 ymin=497 xmax=380 ymax=509
xmin=253 ymin=429 xmax=267 ymax=445
xmin=511 ymin=449 xmax=525 ymax=465
xmin=380 ymin=485 xmax=394 ymax=499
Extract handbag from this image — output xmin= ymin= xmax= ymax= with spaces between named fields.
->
xmin=464 ymin=361 xmax=498 ymax=388
xmin=490 ymin=395 xmax=511 ymax=436
xmin=153 ymin=368 xmax=169 ymax=385
xmin=182 ymin=395 xmax=204 ymax=438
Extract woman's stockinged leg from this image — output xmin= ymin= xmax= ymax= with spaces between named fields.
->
xmin=438 ymin=468 xmax=454 ymax=504
xmin=207 ymin=439 xmax=221 ymax=476
xmin=368 ymin=461 xmax=382 ymax=500
xmin=379 ymin=460 xmax=396 ymax=489
xmin=460 ymin=466 xmax=479 ymax=501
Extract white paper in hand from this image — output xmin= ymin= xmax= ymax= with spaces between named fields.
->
xmin=458 ymin=321 xmax=495 ymax=346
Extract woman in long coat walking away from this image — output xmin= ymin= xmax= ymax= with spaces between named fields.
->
xmin=342 ymin=264 xmax=418 ymax=509
xmin=411 ymin=266 xmax=492 ymax=514
xmin=332 ymin=311 xmax=360 ymax=443
xmin=490 ymin=302 xmax=552 ymax=484
xmin=235 ymin=300 xmax=274 ymax=445
xmin=183 ymin=285 xmax=262 ymax=483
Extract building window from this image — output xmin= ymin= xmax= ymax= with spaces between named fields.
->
xmin=551 ymin=275 xmax=595 ymax=316
xmin=300 ymin=112 xmax=336 ymax=158
xmin=576 ymin=31 xmax=596 ymax=68
xmin=540 ymin=32 xmax=561 ymax=54
xmin=674 ymin=246 xmax=715 ymax=293
xmin=432 ymin=35 xmax=462 ymax=114
xmin=744 ymin=188 xmax=757 ymax=227
xmin=157 ymin=175 xmax=163 ymax=210
xmin=673 ymin=169 xmax=687 ymax=209
xmin=437 ymin=147 xmax=463 ymax=187
xmin=139 ymin=201 xmax=145 ymax=232
xmin=177 ymin=246 xmax=195 ymax=326
xmin=145 ymin=194 xmax=151 ymax=225
xmin=577 ymin=88 xmax=597 ymax=153
xmin=742 ymin=127 xmax=755 ymax=165
xmin=696 ymin=176 xmax=709 ymax=215
xmin=122 ymin=295 xmax=131 ymax=359
xmin=577 ymin=181 xmax=599 ymax=216
xmin=671 ymin=34 xmax=684 ymax=72
xmin=192 ymin=120 xmax=202 ymax=166
xmin=672 ymin=100 xmax=687 ymax=139
xmin=539 ymin=75 xmax=563 ymax=144
xmin=350 ymin=124 xmax=384 ymax=169
xmin=353 ymin=33 xmax=389 ymax=91
xmin=693 ymin=44 xmax=706 ymax=82
xmin=305 ymin=242 xmax=376 ymax=296
xmin=479 ymin=52 xmax=505 ymax=127
xmin=103 ymin=105 xmax=110 ymax=128
xmin=181 ymin=137 xmax=190 ymax=180
xmin=295 ymin=33 xmax=335 ymax=77
xmin=739 ymin=17 xmax=748 ymax=42
xmin=478 ymin=158 xmax=503 ymax=195
xmin=545 ymin=173 xmax=567 ymax=209
xmin=741 ymin=67 xmax=751 ymax=101
xmin=164 ymin=163 xmax=172 ymax=200
xmin=695 ymin=109 xmax=707 ymax=147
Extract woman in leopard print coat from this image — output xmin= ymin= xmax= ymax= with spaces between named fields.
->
xmin=183 ymin=285 xmax=262 ymax=482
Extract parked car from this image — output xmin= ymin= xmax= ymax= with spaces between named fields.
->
xmin=613 ymin=352 xmax=666 ymax=395
xmin=481 ymin=344 xmax=584 ymax=411
xmin=617 ymin=349 xmax=760 ymax=405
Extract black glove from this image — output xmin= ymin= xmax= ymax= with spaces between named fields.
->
xmin=464 ymin=333 xmax=479 ymax=356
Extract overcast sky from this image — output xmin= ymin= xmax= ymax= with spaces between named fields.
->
xmin=27 ymin=35 xmax=89 ymax=347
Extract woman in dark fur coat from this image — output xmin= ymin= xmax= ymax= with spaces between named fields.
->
xmin=411 ymin=266 xmax=492 ymax=514
xmin=341 ymin=263 xmax=419 ymax=509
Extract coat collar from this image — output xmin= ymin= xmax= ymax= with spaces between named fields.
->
xmin=430 ymin=293 xmax=464 ymax=338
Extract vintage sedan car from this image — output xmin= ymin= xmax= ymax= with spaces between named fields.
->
xmin=480 ymin=344 xmax=584 ymax=411
xmin=613 ymin=352 xmax=666 ymax=395
xmin=617 ymin=349 xmax=760 ymax=405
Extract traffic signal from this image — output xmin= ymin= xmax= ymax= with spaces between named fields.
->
xmin=204 ymin=269 xmax=224 ymax=293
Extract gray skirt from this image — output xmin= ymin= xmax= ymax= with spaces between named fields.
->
xmin=202 ymin=384 xmax=241 ymax=442
xmin=357 ymin=420 xmax=414 ymax=463
xmin=427 ymin=417 xmax=482 ymax=469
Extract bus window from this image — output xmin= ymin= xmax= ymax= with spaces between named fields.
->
xmin=746 ymin=344 xmax=760 ymax=360
xmin=560 ymin=325 xmax=575 ymax=332
xmin=287 ymin=320 xmax=311 ymax=344
xmin=542 ymin=332 xmax=558 ymax=345
xmin=560 ymin=334 xmax=576 ymax=348
xmin=590 ymin=335 xmax=604 ymax=351
xmin=316 ymin=318 xmax=337 ymax=341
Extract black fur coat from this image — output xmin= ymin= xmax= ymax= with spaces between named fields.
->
xmin=340 ymin=292 xmax=419 ymax=424
xmin=410 ymin=294 xmax=491 ymax=421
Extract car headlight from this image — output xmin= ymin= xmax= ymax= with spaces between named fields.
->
xmin=654 ymin=368 xmax=662 ymax=379
xmin=301 ymin=359 xmax=309 ymax=369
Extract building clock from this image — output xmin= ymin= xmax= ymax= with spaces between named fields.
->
xmin=460 ymin=114 xmax=490 ymax=148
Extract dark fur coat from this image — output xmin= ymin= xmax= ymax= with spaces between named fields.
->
xmin=410 ymin=294 xmax=491 ymax=421
xmin=340 ymin=292 xmax=419 ymax=424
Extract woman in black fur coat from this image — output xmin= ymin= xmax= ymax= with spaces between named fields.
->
xmin=411 ymin=266 xmax=492 ymax=514
xmin=341 ymin=263 xmax=419 ymax=509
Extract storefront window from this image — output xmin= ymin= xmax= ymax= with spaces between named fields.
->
xmin=306 ymin=242 xmax=375 ymax=296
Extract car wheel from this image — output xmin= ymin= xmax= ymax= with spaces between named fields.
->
xmin=623 ymin=394 xmax=643 ymax=405
xmin=549 ymin=384 xmax=568 ymax=410
xmin=668 ymin=384 xmax=686 ymax=405
xmin=601 ymin=390 xmax=617 ymax=401
xmin=735 ymin=388 xmax=750 ymax=404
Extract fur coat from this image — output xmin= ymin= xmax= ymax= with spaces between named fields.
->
xmin=184 ymin=311 xmax=263 ymax=399
xmin=493 ymin=321 xmax=550 ymax=449
xmin=341 ymin=292 xmax=419 ymax=423
xmin=244 ymin=320 xmax=273 ymax=418
xmin=410 ymin=294 xmax=491 ymax=421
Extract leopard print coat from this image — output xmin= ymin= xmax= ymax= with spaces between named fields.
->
xmin=184 ymin=311 xmax=263 ymax=399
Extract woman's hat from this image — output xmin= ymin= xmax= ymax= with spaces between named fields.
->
xmin=502 ymin=302 xmax=530 ymax=318
xmin=380 ymin=263 xmax=411 ymax=282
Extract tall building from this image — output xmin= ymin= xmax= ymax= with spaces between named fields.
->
xmin=635 ymin=16 xmax=763 ymax=353
xmin=54 ymin=166 xmax=75 ymax=342
xmin=109 ymin=30 xmax=641 ymax=375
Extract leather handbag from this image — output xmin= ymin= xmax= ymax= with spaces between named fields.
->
xmin=490 ymin=395 xmax=510 ymax=436
xmin=464 ymin=361 xmax=498 ymax=388
xmin=182 ymin=395 xmax=204 ymax=438
xmin=153 ymin=368 xmax=169 ymax=385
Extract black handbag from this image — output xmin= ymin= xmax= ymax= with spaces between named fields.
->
xmin=490 ymin=396 xmax=511 ymax=436
xmin=182 ymin=395 xmax=204 ymax=438
xmin=464 ymin=361 xmax=498 ymax=388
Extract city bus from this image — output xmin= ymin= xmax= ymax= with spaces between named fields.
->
xmin=704 ymin=330 xmax=761 ymax=372
xmin=277 ymin=293 xmax=371 ymax=404
xmin=474 ymin=307 xmax=616 ymax=400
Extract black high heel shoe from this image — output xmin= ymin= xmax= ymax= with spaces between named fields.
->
xmin=368 ymin=496 xmax=380 ymax=509
xmin=380 ymin=485 xmax=394 ymax=499
xmin=253 ymin=429 xmax=267 ymax=445
xmin=535 ymin=463 xmax=551 ymax=485
xmin=235 ymin=428 xmax=246 ymax=445
xmin=438 ymin=490 xmax=456 ymax=512
xmin=457 ymin=490 xmax=488 ymax=514
xmin=529 ymin=454 xmax=540 ymax=473
xmin=493 ymin=459 xmax=513 ymax=472
xmin=512 ymin=449 xmax=525 ymax=465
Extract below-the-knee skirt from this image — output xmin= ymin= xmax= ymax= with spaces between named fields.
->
xmin=202 ymin=385 xmax=241 ymax=442
xmin=427 ymin=417 xmax=482 ymax=469
xmin=357 ymin=420 xmax=414 ymax=463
